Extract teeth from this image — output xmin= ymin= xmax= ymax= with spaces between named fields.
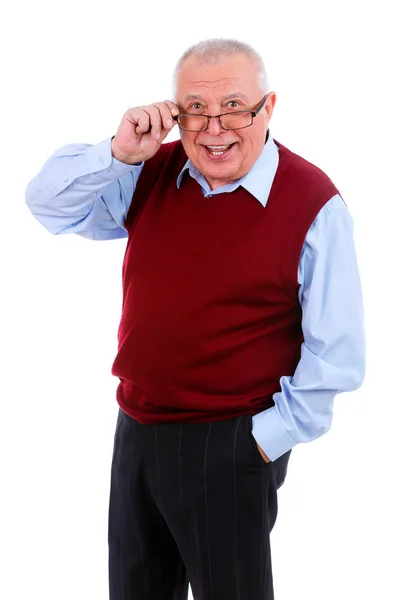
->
xmin=205 ymin=144 xmax=233 ymax=156
xmin=206 ymin=145 xmax=230 ymax=150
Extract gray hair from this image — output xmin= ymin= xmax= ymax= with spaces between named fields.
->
xmin=172 ymin=38 xmax=270 ymax=100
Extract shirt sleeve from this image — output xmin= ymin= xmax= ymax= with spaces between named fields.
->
xmin=252 ymin=193 xmax=366 ymax=461
xmin=25 ymin=137 xmax=144 ymax=240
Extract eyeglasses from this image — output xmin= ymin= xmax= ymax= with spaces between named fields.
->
xmin=173 ymin=95 xmax=268 ymax=132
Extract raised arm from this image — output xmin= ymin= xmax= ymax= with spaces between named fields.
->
xmin=25 ymin=101 xmax=179 ymax=240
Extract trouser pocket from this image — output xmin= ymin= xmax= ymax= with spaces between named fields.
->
xmin=244 ymin=413 xmax=268 ymax=468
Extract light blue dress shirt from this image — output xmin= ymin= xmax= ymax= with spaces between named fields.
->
xmin=25 ymin=132 xmax=366 ymax=461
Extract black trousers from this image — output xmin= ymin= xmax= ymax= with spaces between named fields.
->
xmin=108 ymin=407 xmax=291 ymax=600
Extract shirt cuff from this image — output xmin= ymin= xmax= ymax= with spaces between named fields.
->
xmin=83 ymin=137 xmax=144 ymax=180
xmin=252 ymin=405 xmax=298 ymax=461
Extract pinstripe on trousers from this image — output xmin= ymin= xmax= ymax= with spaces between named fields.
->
xmin=108 ymin=408 xmax=291 ymax=600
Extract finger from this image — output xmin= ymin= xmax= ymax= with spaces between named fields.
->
xmin=127 ymin=108 xmax=150 ymax=134
xmin=143 ymin=105 xmax=164 ymax=140
xmin=153 ymin=102 xmax=177 ymax=131
xmin=162 ymin=100 xmax=180 ymax=118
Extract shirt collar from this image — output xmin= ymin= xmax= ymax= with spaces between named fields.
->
xmin=176 ymin=130 xmax=279 ymax=208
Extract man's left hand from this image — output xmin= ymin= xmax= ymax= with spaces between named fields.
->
xmin=256 ymin=443 xmax=271 ymax=463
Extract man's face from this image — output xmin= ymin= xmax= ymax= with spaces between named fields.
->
xmin=175 ymin=54 xmax=276 ymax=190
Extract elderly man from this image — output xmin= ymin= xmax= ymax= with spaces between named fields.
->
xmin=26 ymin=38 xmax=365 ymax=600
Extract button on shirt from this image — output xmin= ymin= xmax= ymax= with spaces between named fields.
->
xmin=25 ymin=132 xmax=366 ymax=460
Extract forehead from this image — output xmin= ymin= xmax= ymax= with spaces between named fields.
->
xmin=176 ymin=54 xmax=260 ymax=103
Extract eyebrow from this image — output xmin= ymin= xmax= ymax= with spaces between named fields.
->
xmin=183 ymin=92 xmax=248 ymax=103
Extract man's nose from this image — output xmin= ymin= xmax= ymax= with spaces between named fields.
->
xmin=206 ymin=116 xmax=224 ymax=135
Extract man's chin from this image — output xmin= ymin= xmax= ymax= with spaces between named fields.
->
xmin=201 ymin=166 xmax=241 ymax=189
xmin=197 ymin=154 xmax=239 ymax=173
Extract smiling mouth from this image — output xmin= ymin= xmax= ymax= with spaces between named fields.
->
xmin=204 ymin=143 xmax=235 ymax=156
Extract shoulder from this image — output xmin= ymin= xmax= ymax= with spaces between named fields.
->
xmin=146 ymin=139 xmax=186 ymax=165
xmin=137 ymin=139 xmax=187 ymax=190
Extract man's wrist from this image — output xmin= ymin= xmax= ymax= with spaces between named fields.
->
xmin=111 ymin=136 xmax=130 ymax=164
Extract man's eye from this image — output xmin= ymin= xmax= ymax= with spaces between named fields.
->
xmin=190 ymin=103 xmax=203 ymax=110
xmin=227 ymin=101 xmax=240 ymax=108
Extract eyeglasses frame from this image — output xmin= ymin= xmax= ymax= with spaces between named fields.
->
xmin=172 ymin=94 xmax=268 ymax=131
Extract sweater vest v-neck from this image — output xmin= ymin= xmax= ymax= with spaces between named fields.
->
xmin=111 ymin=139 xmax=340 ymax=423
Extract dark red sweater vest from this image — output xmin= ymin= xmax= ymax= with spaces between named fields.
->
xmin=111 ymin=138 xmax=340 ymax=423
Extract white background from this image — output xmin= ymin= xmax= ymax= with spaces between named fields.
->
xmin=1 ymin=1 xmax=399 ymax=598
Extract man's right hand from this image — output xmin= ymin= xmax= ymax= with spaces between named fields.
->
xmin=111 ymin=100 xmax=180 ymax=165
